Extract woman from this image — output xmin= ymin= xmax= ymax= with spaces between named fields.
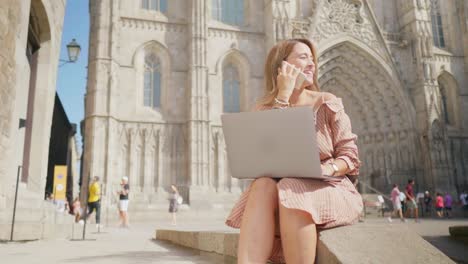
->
xmin=423 ymin=191 xmax=432 ymax=214
xmin=168 ymin=184 xmax=180 ymax=225
xmin=225 ymin=39 xmax=363 ymax=263
xmin=388 ymin=184 xmax=406 ymax=222
xmin=72 ymin=197 xmax=82 ymax=223
xmin=117 ymin=176 xmax=130 ymax=228
xmin=435 ymin=192 xmax=444 ymax=218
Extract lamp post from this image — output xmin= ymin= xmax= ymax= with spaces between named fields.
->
xmin=59 ymin=38 xmax=81 ymax=67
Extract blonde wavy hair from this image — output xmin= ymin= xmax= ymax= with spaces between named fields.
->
xmin=257 ymin=39 xmax=320 ymax=107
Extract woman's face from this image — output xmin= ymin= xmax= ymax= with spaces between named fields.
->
xmin=285 ymin=42 xmax=315 ymax=84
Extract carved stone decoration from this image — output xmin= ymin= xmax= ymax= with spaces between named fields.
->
xmin=273 ymin=0 xmax=291 ymax=41
xmin=291 ymin=19 xmax=311 ymax=39
xmin=312 ymin=0 xmax=390 ymax=62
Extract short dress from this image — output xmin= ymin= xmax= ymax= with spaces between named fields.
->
xmin=225 ymin=96 xmax=363 ymax=263
xmin=169 ymin=192 xmax=179 ymax=213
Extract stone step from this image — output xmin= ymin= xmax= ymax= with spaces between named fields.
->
xmin=155 ymin=223 xmax=455 ymax=264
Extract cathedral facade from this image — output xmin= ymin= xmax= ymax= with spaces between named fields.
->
xmin=82 ymin=0 xmax=468 ymax=207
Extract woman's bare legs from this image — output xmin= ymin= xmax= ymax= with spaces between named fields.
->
xmin=118 ymin=211 xmax=123 ymax=226
xmin=237 ymin=177 xmax=279 ymax=264
xmin=172 ymin=212 xmax=177 ymax=225
xmin=123 ymin=211 xmax=129 ymax=227
xmin=279 ymin=203 xmax=317 ymax=263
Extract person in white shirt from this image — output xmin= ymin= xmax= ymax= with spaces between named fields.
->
xmin=460 ymin=190 xmax=468 ymax=211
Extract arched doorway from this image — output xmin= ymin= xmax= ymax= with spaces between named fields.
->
xmin=318 ymin=40 xmax=418 ymax=192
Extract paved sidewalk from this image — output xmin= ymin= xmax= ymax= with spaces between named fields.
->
xmin=1 ymin=217 xmax=466 ymax=264
xmin=364 ymin=217 xmax=468 ymax=263
xmin=0 ymin=220 xmax=229 ymax=264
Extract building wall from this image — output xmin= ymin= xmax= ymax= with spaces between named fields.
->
xmin=0 ymin=0 xmax=69 ymax=240
xmin=83 ymin=0 xmax=468 ymax=209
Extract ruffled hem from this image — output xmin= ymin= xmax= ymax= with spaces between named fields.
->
xmin=225 ymin=177 xmax=363 ymax=262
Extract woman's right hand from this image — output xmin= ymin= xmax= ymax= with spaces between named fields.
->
xmin=276 ymin=61 xmax=301 ymax=102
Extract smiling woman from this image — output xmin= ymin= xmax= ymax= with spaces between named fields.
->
xmin=225 ymin=39 xmax=363 ymax=264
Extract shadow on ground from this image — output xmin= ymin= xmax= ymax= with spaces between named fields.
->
xmin=422 ymin=235 xmax=468 ymax=264
xmin=64 ymin=239 xmax=234 ymax=264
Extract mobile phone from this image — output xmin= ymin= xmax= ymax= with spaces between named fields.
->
xmin=294 ymin=71 xmax=312 ymax=90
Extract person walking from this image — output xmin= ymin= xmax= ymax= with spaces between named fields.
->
xmin=388 ymin=184 xmax=406 ymax=222
xmin=87 ymin=176 xmax=102 ymax=229
xmin=404 ymin=179 xmax=419 ymax=222
xmin=168 ymin=184 xmax=180 ymax=225
xmin=444 ymin=193 xmax=453 ymax=218
xmin=117 ymin=176 xmax=130 ymax=228
xmin=72 ymin=197 xmax=82 ymax=223
xmin=460 ymin=190 xmax=468 ymax=213
xmin=435 ymin=192 xmax=444 ymax=218
xmin=423 ymin=191 xmax=432 ymax=216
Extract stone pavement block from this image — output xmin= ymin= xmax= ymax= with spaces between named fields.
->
xmin=156 ymin=222 xmax=456 ymax=264
xmin=316 ymin=223 xmax=455 ymax=264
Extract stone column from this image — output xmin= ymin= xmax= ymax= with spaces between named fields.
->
xmin=187 ymin=0 xmax=211 ymax=207
xmin=396 ymin=0 xmax=450 ymax=192
xmin=83 ymin=0 xmax=120 ymax=199
xmin=264 ymin=0 xmax=292 ymax=48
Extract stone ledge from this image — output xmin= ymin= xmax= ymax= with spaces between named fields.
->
xmin=156 ymin=223 xmax=455 ymax=264
xmin=449 ymin=226 xmax=468 ymax=244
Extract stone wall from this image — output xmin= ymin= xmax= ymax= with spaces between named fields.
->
xmin=0 ymin=0 xmax=20 ymax=197
xmin=0 ymin=0 xmax=68 ymax=240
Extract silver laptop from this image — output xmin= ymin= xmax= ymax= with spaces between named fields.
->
xmin=221 ymin=106 xmax=334 ymax=180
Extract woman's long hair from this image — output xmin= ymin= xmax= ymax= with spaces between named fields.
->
xmin=257 ymin=38 xmax=320 ymax=107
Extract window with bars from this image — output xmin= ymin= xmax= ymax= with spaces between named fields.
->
xmin=430 ymin=0 xmax=445 ymax=48
xmin=223 ymin=64 xmax=241 ymax=113
xmin=144 ymin=54 xmax=161 ymax=109
xmin=141 ymin=0 xmax=167 ymax=13
xmin=212 ymin=0 xmax=244 ymax=26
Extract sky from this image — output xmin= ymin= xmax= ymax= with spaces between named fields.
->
xmin=56 ymin=0 xmax=89 ymax=155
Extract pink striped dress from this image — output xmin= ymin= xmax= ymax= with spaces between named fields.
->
xmin=225 ymin=94 xmax=363 ymax=263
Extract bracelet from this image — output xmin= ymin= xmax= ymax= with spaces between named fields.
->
xmin=274 ymin=97 xmax=290 ymax=107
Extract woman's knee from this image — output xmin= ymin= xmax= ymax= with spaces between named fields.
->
xmin=249 ymin=177 xmax=278 ymax=204
xmin=252 ymin=177 xmax=278 ymax=194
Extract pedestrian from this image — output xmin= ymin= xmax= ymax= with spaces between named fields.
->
xmin=388 ymin=184 xmax=406 ymax=222
xmin=460 ymin=190 xmax=468 ymax=210
xmin=444 ymin=192 xmax=453 ymax=218
xmin=72 ymin=197 xmax=82 ymax=223
xmin=435 ymin=192 xmax=444 ymax=218
xmin=117 ymin=176 xmax=130 ymax=228
xmin=423 ymin=191 xmax=432 ymax=215
xmin=87 ymin=176 xmax=102 ymax=229
xmin=168 ymin=184 xmax=180 ymax=225
xmin=404 ymin=179 xmax=420 ymax=222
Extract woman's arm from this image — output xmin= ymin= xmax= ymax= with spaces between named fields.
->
xmin=321 ymin=159 xmax=349 ymax=177
xmin=326 ymin=97 xmax=361 ymax=176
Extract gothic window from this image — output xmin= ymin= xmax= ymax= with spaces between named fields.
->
xmin=430 ymin=0 xmax=445 ymax=48
xmin=144 ymin=54 xmax=161 ymax=109
xmin=141 ymin=0 xmax=167 ymax=13
xmin=437 ymin=73 xmax=459 ymax=127
xmin=439 ymin=82 xmax=450 ymax=124
xmin=212 ymin=0 xmax=244 ymax=26
xmin=223 ymin=64 xmax=240 ymax=113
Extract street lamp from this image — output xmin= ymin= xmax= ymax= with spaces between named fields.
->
xmin=59 ymin=38 xmax=81 ymax=67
